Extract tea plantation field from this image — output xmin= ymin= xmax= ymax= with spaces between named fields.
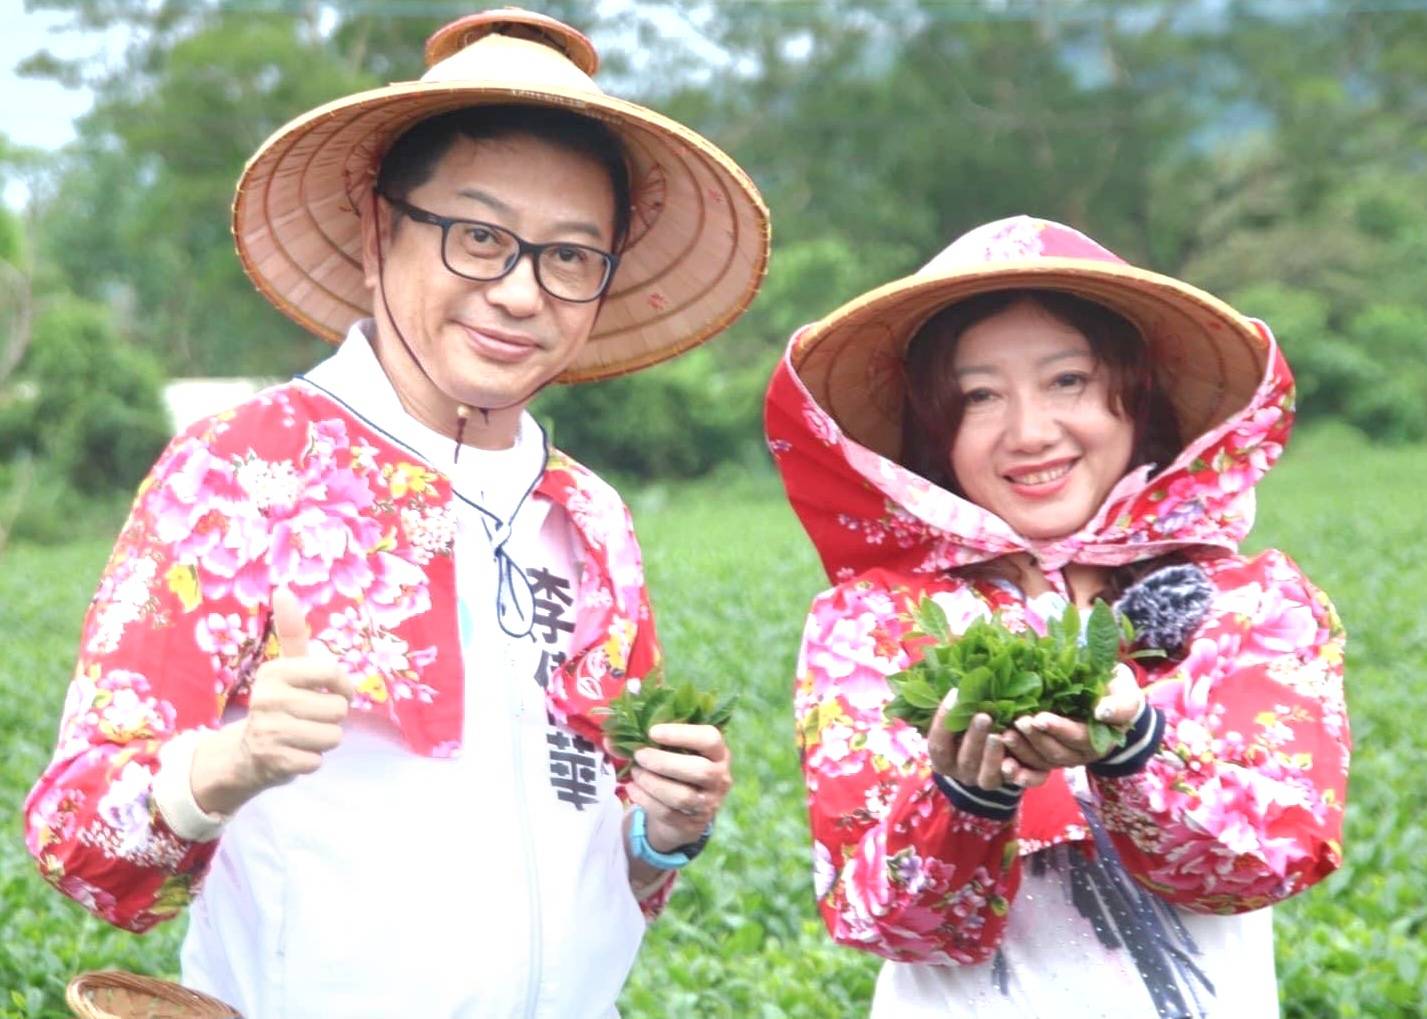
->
xmin=2 ymin=426 xmax=1422 ymax=1017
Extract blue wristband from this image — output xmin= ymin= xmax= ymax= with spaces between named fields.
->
xmin=628 ymin=806 xmax=712 ymax=870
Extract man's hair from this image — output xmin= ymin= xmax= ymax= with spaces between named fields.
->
xmin=376 ymin=104 xmax=632 ymax=250
xmin=899 ymin=288 xmax=1183 ymax=494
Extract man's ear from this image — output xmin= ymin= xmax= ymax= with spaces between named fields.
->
xmin=359 ymin=189 xmax=389 ymax=290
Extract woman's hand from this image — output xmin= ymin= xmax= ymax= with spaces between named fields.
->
xmin=999 ymin=663 xmax=1144 ymax=771
xmin=927 ymin=694 xmax=1050 ymax=790
xmin=626 ymin=723 xmax=733 ymax=852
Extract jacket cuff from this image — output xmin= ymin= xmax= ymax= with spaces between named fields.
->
xmin=153 ymin=729 xmax=229 ymax=842
xmin=933 ymin=773 xmax=1023 ymax=820
xmin=1087 ymin=702 xmax=1165 ymax=778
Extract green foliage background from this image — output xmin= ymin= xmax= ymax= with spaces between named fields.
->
xmin=2 ymin=428 xmax=1422 ymax=1017
xmin=2 ymin=297 xmax=169 ymax=493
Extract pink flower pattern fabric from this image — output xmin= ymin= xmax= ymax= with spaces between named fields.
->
xmin=767 ymin=316 xmax=1348 ymax=965
xmin=24 ymin=382 xmax=661 ymax=932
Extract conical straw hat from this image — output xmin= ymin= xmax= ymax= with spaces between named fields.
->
xmin=233 ymin=8 xmax=769 ymax=382
xmin=791 ymin=216 xmax=1269 ymax=459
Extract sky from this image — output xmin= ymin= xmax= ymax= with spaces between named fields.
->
xmin=0 ymin=1 xmax=132 ymax=205
xmin=2 ymin=4 xmax=89 ymax=152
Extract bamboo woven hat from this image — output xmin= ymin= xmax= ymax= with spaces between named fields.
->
xmin=233 ymin=7 xmax=769 ymax=382
xmin=790 ymin=215 xmax=1270 ymax=459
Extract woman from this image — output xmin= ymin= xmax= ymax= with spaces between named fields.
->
xmin=765 ymin=216 xmax=1348 ymax=1018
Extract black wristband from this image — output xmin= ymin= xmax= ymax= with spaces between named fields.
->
xmin=933 ymin=773 xmax=1023 ymax=820
xmin=673 ymin=828 xmax=712 ymax=861
xmin=1088 ymin=703 xmax=1165 ymax=778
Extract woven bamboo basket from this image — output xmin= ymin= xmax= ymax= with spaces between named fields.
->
xmin=66 ymin=971 xmax=241 ymax=1019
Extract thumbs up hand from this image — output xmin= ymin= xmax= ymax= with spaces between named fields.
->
xmin=190 ymin=588 xmax=356 ymax=816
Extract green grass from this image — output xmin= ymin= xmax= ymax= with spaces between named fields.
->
xmin=1 ymin=427 xmax=1422 ymax=1017
xmin=1243 ymin=427 xmax=1427 ymax=1017
xmin=0 ymin=543 xmax=186 ymax=1017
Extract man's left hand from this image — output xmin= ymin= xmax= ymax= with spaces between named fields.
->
xmin=626 ymin=723 xmax=732 ymax=852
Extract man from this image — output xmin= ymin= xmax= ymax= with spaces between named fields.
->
xmin=24 ymin=10 xmax=768 ymax=1017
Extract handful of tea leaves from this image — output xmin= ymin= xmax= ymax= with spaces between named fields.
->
xmin=601 ymin=672 xmax=737 ymax=777
xmin=885 ymin=596 xmax=1135 ymax=756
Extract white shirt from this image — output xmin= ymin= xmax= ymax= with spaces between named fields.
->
xmin=169 ymin=324 xmax=646 ymax=1019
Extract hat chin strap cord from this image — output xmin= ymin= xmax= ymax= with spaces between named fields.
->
xmin=372 ymin=190 xmax=559 ymax=464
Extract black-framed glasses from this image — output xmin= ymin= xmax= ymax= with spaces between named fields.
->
xmin=380 ymin=192 xmax=620 ymax=303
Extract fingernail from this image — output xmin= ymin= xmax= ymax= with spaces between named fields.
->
xmin=1015 ymin=717 xmax=1034 ymax=735
xmin=1032 ymin=716 xmax=1051 ymax=731
xmin=1001 ymin=761 xmax=1017 ymax=781
xmin=1095 ymin=704 xmax=1114 ymax=722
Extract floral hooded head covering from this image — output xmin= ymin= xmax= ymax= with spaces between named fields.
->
xmin=765 ymin=216 xmax=1296 ymax=579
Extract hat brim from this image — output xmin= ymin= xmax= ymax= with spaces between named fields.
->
xmin=791 ymin=258 xmax=1270 ymax=460
xmin=233 ymin=82 xmax=769 ymax=382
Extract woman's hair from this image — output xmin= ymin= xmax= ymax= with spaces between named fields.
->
xmin=375 ymin=104 xmax=633 ymax=251
xmin=899 ymin=288 xmax=1182 ymax=493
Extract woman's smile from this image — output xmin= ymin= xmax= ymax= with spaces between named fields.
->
xmin=1003 ymin=457 xmax=1077 ymax=494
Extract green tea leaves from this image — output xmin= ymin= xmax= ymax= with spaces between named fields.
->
xmin=914 ymin=596 xmax=952 ymax=643
xmin=1086 ymin=600 xmax=1121 ymax=676
xmin=884 ymin=595 xmax=1129 ymax=753
xmin=896 ymin=674 xmax=943 ymax=711
xmin=1001 ymin=670 xmax=1043 ymax=701
xmin=601 ymin=670 xmax=737 ymax=776
xmin=1087 ymin=719 xmax=1120 ymax=758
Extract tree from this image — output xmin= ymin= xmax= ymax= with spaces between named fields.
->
xmin=0 ymin=134 xmax=37 ymax=386
xmin=10 ymin=294 xmax=171 ymax=491
xmin=0 ymin=206 xmax=30 ymax=387
xmin=31 ymin=7 xmax=377 ymax=375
